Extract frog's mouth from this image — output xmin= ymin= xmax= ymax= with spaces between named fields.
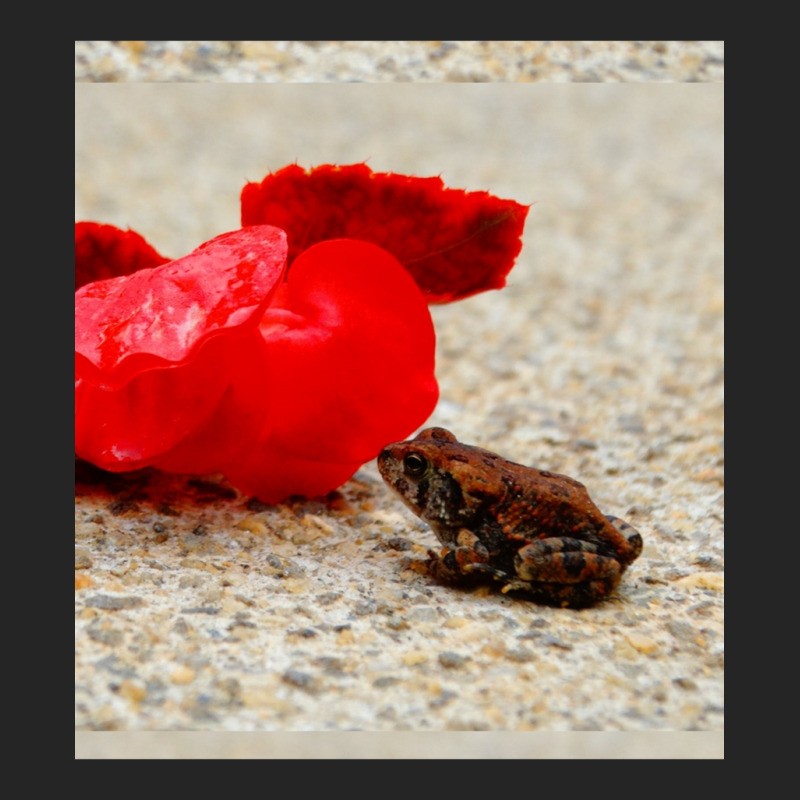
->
xmin=376 ymin=448 xmax=393 ymax=475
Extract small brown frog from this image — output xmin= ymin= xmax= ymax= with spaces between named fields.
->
xmin=378 ymin=428 xmax=642 ymax=608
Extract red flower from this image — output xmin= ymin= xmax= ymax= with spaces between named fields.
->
xmin=75 ymin=165 xmax=528 ymax=502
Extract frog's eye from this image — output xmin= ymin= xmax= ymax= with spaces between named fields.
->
xmin=403 ymin=452 xmax=428 ymax=478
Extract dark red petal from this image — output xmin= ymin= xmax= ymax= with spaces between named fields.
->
xmin=241 ymin=163 xmax=530 ymax=304
xmin=75 ymin=222 xmax=169 ymax=292
xmin=217 ymin=239 xmax=439 ymax=501
xmin=75 ymin=226 xmax=287 ymax=391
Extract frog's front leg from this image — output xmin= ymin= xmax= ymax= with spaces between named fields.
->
xmin=427 ymin=529 xmax=497 ymax=585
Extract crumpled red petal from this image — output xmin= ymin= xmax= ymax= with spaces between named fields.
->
xmin=75 ymin=225 xmax=287 ymax=391
xmin=75 ymin=222 xmax=169 ymax=292
xmin=240 ymin=163 xmax=529 ymax=304
xmin=75 ymin=226 xmax=288 ymax=471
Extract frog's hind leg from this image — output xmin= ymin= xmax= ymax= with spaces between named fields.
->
xmin=511 ymin=537 xmax=625 ymax=607
xmin=462 ymin=547 xmax=621 ymax=609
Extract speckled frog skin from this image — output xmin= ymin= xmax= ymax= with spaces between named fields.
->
xmin=378 ymin=428 xmax=642 ymax=608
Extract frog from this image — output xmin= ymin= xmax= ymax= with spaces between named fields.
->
xmin=377 ymin=427 xmax=642 ymax=608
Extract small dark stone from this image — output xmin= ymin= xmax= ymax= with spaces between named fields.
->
xmin=142 ymin=677 xmax=168 ymax=706
xmin=213 ymin=677 xmax=243 ymax=707
xmin=109 ymin=497 xmax=140 ymax=516
xmin=157 ymin=503 xmax=180 ymax=517
xmin=428 ymin=41 xmax=457 ymax=60
xmin=376 ymin=537 xmax=413 ymax=551
xmin=315 ymin=592 xmax=342 ymax=606
xmin=667 ymin=620 xmax=697 ymax=643
xmin=408 ymin=606 xmax=437 ymax=622
xmin=438 ymin=651 xmax=468 ymax=669
xmin=87 ymin=626 xmax=124 ymax=646
xmin=171 ymin=618 xmax=191 ymax=637
xmin=95 ymin=654 xmax=138 ymax=679
xmin=354 ymin=599 xmax=377 ymax=616
xmin=505 ymin=647 xmax=535 ymax=663
xmin=245 ymin=497 xmax=272 ymax=512
xmin=282 ymin=669 xmax=316 ymax=691
xmin=180 ymin=606 xmax=220 ymax=615
xmin=618 ymin=414 xmax=646 ymax=434
xmin=229 ymin=619 xmax=256 ymax=630
xmin=186 ymin=700 xmax=220 ymax=723
xmin=541 ymin=635 xmax=573 ymax=650
xmin=85 ymin=594 xmax=143 ymax=611
xmin=313 ymin=656 xmax=346 ymax=676
xmin=692 ymin=555 xmax=723 ymax=570
xmin=429 ymin=689 xmax=458 ymax=708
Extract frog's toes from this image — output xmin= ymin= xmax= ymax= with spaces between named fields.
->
xmin=461 ymin=562 xmax=510 ymax=582
xmin=605 ymin=514 xmax=643 ymax=556
xmin=499 ymin=578 xmax=535 ymax=594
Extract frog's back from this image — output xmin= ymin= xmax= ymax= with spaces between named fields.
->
xmin=492 ymin=459 xmax=603 ymax=526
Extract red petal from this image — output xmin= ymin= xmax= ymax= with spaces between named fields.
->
xmin=75 ymin=335 xmax=237 ymax=471
xmin=218 ymin=239 xmax=439 ymax=501
xmin=75 ymin=226 xmax=287 ymax=471
xmin=75 ymin=226 xmax=287 ymax=391
xmin=240 ymin=163 xmax=529 ymax=304
xmin=75 ymin=222 xmax=169 ymax=292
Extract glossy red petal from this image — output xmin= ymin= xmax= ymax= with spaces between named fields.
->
xmin=75 ymin=222 xmax=169 ymax=292
xmin=75 ymin=226 xmax=287 ymax=391
xmin=218 ymin=239 xmax=439 ymax=502
xmin=75 ymin=226 xmax=287 ymax=471
xmin=241 ymin=163 xmax=529 ymax=304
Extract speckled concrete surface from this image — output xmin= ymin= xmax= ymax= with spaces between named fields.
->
xmin=75 ymin=81 xmax=723 ymax=755
xmin=75 ymin=41 xmax=724 ymax=83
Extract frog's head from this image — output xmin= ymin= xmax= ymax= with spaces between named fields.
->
xmin=378 ymin=428 xmax=499 ymax=540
